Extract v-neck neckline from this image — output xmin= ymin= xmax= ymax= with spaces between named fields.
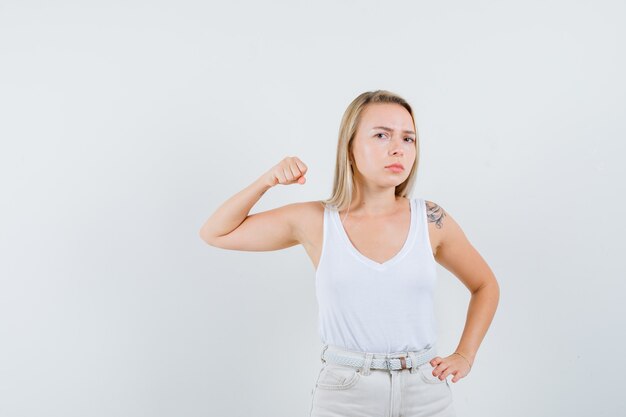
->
xmin=331 ymin=198 xmax=416 ymax=271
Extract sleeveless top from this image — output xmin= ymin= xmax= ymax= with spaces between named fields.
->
xmin=315 ymin=197 xmax=438 ymax=355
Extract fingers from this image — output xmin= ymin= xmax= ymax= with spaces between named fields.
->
xmin=438 ymin=364 xmax=453 ymax=381
xmin=430 ymin=354 xmax=470 ymax=383
xmin=291 ymin=157 xmax=308 ymax=183
xmin=430 ymin=357 xmax=442 ymax=367
xmin=294 ymin=158 xmax=308 ymax=175
xmin=272 ymin=156 xmax=308 ymax=186
xmin=451 ymin=370 xmax=461 ymax=383
xmin=432 ymin=361 xmax=450 ymax=380
xmin=430 ymin=357 xmax=449 ymax=381
xmin=286 ymin=160 xmax=301 ymax=182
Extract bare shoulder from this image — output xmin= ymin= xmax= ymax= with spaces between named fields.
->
xmin=424 ymin=199 xmax=497 ymax=294
xmin=424 ymin=200 xmax=447 ymax=228
xmin=424 ymin=199 xmax=467 ymax=257
xmin=424 ymin=199 xmax=446 ymax=257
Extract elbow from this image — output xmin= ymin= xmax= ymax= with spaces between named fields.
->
xmin=199 ymin=229 xmax=216 ymax=246
xmin=472 ymin=276 xmax=500 ymax=296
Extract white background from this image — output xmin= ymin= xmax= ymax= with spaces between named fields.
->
xmin=1 ymin=1 xmax=624 ymax=416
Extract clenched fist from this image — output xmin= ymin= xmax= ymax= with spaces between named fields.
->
xmin=263 ymin=156 xmax=308 ymax=187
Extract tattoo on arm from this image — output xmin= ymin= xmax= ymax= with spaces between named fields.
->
xmin=426 ymin=201 xmax=446 ymax=229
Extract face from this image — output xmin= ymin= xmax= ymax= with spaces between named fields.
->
xmin=350 ymin=103 xmax=417 ymax=188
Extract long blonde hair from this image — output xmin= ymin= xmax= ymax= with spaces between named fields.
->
xmin=320 ymin=90 xmax=420 ymax=213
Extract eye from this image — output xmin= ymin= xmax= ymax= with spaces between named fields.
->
xmin=375 ymin=133 xmax=415 ymax=142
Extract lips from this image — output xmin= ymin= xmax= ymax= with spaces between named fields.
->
xmin=385 ymin=163 xmax=404 ymax=170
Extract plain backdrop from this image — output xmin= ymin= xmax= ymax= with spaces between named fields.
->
xmin=1 ymin=1 xmax=625 ymax=416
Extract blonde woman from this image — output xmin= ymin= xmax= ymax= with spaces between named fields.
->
xmin=199 ymin=90 xmax=500 ymax=417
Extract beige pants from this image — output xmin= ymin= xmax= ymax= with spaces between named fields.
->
xmin=308 ymin=344 xmax=457 ymax=417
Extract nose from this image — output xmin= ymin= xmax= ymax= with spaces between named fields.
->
xmin=389 ymin=136 xmax=405 ymax=156
xmin=389 ymin=144 xmax=404 ymax=156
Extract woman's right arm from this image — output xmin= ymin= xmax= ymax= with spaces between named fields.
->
xmin=198 ymin=156 xmax=308 ymax=251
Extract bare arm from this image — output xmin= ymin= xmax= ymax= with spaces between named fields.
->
xmin=429 ymin=201 xmax=500 ymax=367
xmin=198 ymin=156 xmax=308 ymax=251
xmin=198 ymin=174 xmax=272 ymax=242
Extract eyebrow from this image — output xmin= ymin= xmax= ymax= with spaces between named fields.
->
xmin=371 ymin=126 xmax=416 ymax=135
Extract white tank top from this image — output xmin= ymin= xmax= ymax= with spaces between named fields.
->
xmin=315 ymin=197 xmax=438 ymax=355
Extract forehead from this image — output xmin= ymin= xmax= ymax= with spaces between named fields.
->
xmin=359 ymin=103 xmax=414 ymax=131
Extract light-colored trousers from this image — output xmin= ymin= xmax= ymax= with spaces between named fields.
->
xmin=308 ymin=344 xmax=457 ymax=417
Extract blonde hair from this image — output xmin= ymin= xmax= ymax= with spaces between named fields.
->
xmin=320 ymin=90 xmax=420 ymax=213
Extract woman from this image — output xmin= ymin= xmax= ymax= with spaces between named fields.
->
xmin=199 ymin=90 xmax=500 ymax=417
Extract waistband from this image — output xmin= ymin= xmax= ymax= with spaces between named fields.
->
xmin=320 ymin=343 xmax=437 ymax=374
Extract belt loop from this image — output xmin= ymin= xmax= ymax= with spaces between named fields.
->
xmin=320 ymin=344 xmax=328 ymax=363
xmin=361 ymin=352 xmax=374 ymax=376
xmin=407 ymin=351 xmax=418 ymax=374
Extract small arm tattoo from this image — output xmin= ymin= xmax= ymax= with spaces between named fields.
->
xmin=425 ymin=201 xmax=446 ymax=229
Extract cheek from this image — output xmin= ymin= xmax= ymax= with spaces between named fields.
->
xmin=359 ymin=147 xmax=382 ymax=164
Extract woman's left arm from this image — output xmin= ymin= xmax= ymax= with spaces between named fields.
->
xmin=426 ymin=201 xmax=500 ymax=382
